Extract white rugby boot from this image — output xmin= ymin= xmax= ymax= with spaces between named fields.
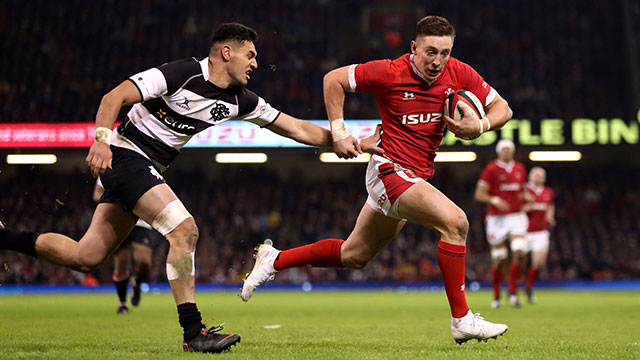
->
xmin=451 ymin=310 xmax=508 ymax=344
xmin=241 ymin=239 xmax=280 ymax=302
xmin=491 ymin=298 xmax=502 ymax=309
xmin=526 ymin=289 xmax=536 ymax=304
xmin=508 ymin=293 xmax=522 ymax=308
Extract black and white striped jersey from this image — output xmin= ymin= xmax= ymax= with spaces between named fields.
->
xmin=111 ymin=57 xmax=281 ymax=170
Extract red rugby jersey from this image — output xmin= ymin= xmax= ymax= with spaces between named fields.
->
xmin=478 ymin=160 xmax=527 ymax=215
xmin=525 ymin=183 xmax=554 ymax=232
xmin=349 ymin=54 xmax=495 ymax=178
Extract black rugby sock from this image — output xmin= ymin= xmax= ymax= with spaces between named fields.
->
xmin=134 ymin=267 xmax=149 ymax=286
xmin=178 ymin=303 xmax=204 ymax=341
xmin=114 ymin=277 xmax=129 ymax=303
xmin=0 ymin=228 xmax=39 ymax=257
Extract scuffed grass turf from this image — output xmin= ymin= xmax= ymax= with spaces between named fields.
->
xmin=1 ymin=290 xmax=638 ymax=359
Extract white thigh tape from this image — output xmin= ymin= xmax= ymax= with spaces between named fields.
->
xmin=151 ymin=200 xmax=192 ymax=236
xmin=510 ymin=237 xmax=527 ymax=252
xmin=166 ymin=252 xmax=195 ymax=280
xmin=491 ymin=246 xmax=508 ymax=260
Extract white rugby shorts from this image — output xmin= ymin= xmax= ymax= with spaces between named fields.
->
xmin=526 ymin=230 xmax=550 ymax=253
xmin=365 ymin=155 xmax=423 ymax=219
xmin=485 ymin=212 xmax=529 ymax=245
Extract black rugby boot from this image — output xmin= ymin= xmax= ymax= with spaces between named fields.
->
xmin=182 ymin=324 xmax=241 ymax=353
xmin=131 ymin=282 xmax=141 ymax=306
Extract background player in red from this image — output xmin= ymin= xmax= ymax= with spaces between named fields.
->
xmin=242 ymin=15 xmax=513 ymax=344
xmin=474 ymin=139 xmax=532 ymax=308
xmin=523 ymin=166 xmax=555 ymax=304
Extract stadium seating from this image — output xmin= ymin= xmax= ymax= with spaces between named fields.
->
xmin=0 ymin=0 xmax=632 ymax=124
xmin=1 ymin=165 xmax=638 ymax=285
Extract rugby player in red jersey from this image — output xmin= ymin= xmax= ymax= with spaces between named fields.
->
xmin=475 ymin=139 xmax=533 ymax=308
xmin=243 ymin=15 xmax=513 ymax=344
xmin=523 ymin=167 xmax=555 ymax=304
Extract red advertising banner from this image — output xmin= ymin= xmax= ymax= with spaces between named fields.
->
xmin=0 ymin=123 xmax=99 ymax=148
xmin=0 ymin=121 xmax=379 ymax=148
xmin=1 ymin=117 xmax=638 ymax=148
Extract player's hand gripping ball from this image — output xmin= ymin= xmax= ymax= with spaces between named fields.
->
xmin=444 ymin=90 xmax=485 ymax=140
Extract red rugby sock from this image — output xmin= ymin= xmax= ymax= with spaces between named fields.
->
xmin=273 ymin=238 xmax=344 ymax=270
xmin=491 ymin=266 xmax=503 ymax=299
xmin=508 ymin=262 xmax=522 ymax=294
xmin=436 ymin=241 xmax=470 ymax=318
xmin=526 ymin=268 xmax=538 ymax=292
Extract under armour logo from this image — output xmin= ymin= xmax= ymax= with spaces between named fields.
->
xmin=460 ymin=284 xmax=465 ymax=291
xmin=445 ymin=88 xmax=454 ymax=96
xmin=403 ymin=92 xmax=415 ymax=100
xmin=149 ymin=166 xmax=163 ymax=181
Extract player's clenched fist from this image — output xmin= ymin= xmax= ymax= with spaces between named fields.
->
xmin=333 ymin=136 xmax=362 ymax=159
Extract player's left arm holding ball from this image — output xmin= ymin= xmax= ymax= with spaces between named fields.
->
xmin=444 ymin=79 xmax=513 ymax=140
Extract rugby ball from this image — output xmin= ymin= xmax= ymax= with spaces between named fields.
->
xmin=444 ymin=90 xmax=485 ymax=121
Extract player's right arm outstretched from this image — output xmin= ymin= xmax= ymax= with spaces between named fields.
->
xmin=86 ymin=80 xmax=142 ymax=178
xmin=266 ymin=114 xmax=383 ymax=155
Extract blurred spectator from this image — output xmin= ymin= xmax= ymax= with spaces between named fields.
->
xmin=1 ymin=164 xmax=639 ymax=285
xmin=0 ymin=0 xmax=633 ymax=125
xmin=1 ymin=0 xmax=637 ymax=284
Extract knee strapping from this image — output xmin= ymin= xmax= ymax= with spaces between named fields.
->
xmin=491 ymin=247 xmax=508 ymax=261
xmin=151 ymin=200 xmax=192 ymax=236
xmin=510 ymin=237 xmax=527 ymax=252
xmin=166 ymin=252 xmax=195 ymax=280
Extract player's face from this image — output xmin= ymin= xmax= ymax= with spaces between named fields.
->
xmin=497 ymin=147 xmax=514 ymax=162
xmin=411 ymin=35 xmax=453 ymax=82
xmin=229 ymin=40 xmax=258 ymax=85
xmin=529 ymin=168 xmax=546 ymax=186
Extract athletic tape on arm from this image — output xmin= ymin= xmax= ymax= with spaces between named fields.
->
xmin=151 ymin=200 xmax=192 ymax=236
xmin=95 ymin=127 xmax=112 ymax=145
xmin=330 ymin=118 xmax=351 ymax=142
xmin=166 ymin=252 xmax=195 ymax=280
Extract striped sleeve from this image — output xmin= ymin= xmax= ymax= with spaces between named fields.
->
xmin=129 ymin=68 xmax=168 ymax=102
xmin=234 ymin=88 xmax=281 ymax=127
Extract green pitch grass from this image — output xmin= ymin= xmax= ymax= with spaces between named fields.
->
xmin=1 ymin=290 xmax=638 ymax=359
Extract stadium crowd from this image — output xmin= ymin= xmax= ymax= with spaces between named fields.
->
xmin=1 ymin=164 xmax=638 ymax=286
xmin=0 ymin=0 xmax=633 ymax=125
xmin=1 ymin=0 xmax=638 ymax=285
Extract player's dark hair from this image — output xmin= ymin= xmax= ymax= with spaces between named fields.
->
xmin=211 ymin=22 xmax=258 ymax=46
xmin=416 ymin=16 xmax=455 ymax=37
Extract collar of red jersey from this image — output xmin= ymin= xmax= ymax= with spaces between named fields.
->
xmin=495 ymin=159 xmax=515 ymax=173
xmin=527 ymin=182 xmax=544 ymax=195
xmin=409 ymin=54 xmax=437 ymax=85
